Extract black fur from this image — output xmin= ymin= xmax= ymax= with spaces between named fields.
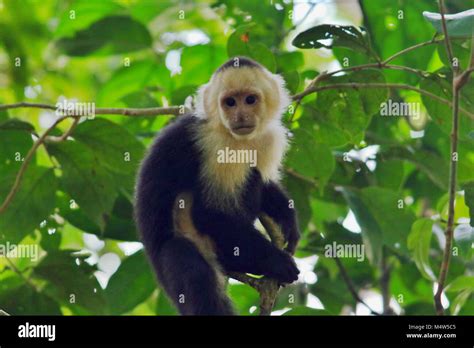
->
xmin=135 ymin=115 xmax=300 ymax=315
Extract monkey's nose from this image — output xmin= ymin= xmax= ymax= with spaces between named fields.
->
xmin=236 ymin=114 xmax=250 ymax=122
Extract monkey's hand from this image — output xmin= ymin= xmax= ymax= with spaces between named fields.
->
xmin=260 ymin=249 xmax=299 ymax=284
xmin=281 ymin=222 xmax=300 ymax=255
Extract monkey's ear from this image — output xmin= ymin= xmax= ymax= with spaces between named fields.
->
xmin=269 ymin=73 xmax=292 ymax=118
xmin=195 ymin=83 xmax=210 ymax=118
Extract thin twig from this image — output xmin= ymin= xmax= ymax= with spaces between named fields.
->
xmin=4 ymin=255 xmax=39 ymax=292
xmin=0 ymin=115 xmax=71 ymax=214
xmin=433 ymin=0 xmax=463 ymax=316
xmin=382 ymin=37 xmax=443 ymax=64
xmin=46 ymin=117 xmax=79 ymax=143
xmin=438 ymin=0 xmax=455 ymax=73
xmin=292 ymin=82 xmax=474 ymax=120
xmin=321 ymin=63 xmax=429 ymax=81
xmin=0 ymin=102 xmax=189 ymax=116
xmin=380 ymin=251 xmax=394 ymax=315
xmin=434 ymin=82 xmax=459 ymax=316
xmin=334 ymin=257 xmax=380 ymax=315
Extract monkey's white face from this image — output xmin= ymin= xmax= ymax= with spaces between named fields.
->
xmin=196 ymin=64 xmax=291 ymax=140
xmin=219 ymin=88 xmax=263 ymax=137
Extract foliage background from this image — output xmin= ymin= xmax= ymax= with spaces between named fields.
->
xmin=0 ymin=0 xmax=473 ymax=315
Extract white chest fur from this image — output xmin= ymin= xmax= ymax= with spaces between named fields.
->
xmin=195 ymin=121 xmax=288 ymax=208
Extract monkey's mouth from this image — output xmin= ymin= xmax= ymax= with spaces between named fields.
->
xmin=231 ymin=125 xmax=256 ymax=135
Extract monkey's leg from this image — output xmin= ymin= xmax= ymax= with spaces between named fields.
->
xmin=192 ymin=209 xmax=300 ymax=284
xmin=153 ymin=236 xmax=235 ymax=315
xmin=261 ymin=181 xmax=300 ymax=254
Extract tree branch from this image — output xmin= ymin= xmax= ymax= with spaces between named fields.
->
xmin=434 ymin=0 xmax=465 ymax=316
xmin=382 ymin=36 xmax=443 ymax=64
xmin=0 ymin=115 xmax=71 ymax=214
xmin=380 ymin=251 xmax=395 ymax=315
xmin=334 ymin=257 xmax=380 ymax=315
xmin=292 ymin=82 xmax=474 ymax=120
xmin=437 ymin=0 xmax=455 ymax=73
xmin=0 ymin=102 xmax=188 ymax=116
xmin=4 ymin=255 xmax=39 ymax=292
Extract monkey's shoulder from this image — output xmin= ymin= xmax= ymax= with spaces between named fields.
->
xmin=152 ymin=114 xmax=200 ymax=149
xmin=150 ymin=115 xmax=202 ymax=158
xmin=140 ymin=115 xmax=201 ymax=182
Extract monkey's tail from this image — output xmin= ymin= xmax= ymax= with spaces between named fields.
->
xmin=149 ymin=235 xmax=235 ymax=315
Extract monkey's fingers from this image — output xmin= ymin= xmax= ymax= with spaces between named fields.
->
xmin=284 ymin=237 xmax=299 ymax=255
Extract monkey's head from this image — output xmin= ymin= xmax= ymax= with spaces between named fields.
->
xmin=196 ymin=57 xmax=291 ymax=139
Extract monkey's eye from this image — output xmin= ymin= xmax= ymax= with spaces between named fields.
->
xmin=225 ymin=97 xmax=236 ymax=107
xmin=245 ymin=95 xmax=257 ymax=105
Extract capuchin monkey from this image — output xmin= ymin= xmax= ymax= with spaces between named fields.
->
xmin=135 ymin=57 xmax=300 ymax=315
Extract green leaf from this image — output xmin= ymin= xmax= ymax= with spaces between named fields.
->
xmin=97 ymin=60 xmax=161 ymax=105
xmin=281 ymin=71 xmax=300 ymax=94
xmin=446 ymin=276 xmax=474 ymax=292
xmin=57 ymin=192 xmax=139 ymax=241
xmin=437 ymin=41 xmax=471 ymax=71
xmin=382 ymin=147 xmax=449 ymax=190
xmin=170 ymin=85 xmax=198 ymax=106
xmin=0 ymin=166 xmax=57 ymax=243
xmin=360 ymin=0 xmax=438 ymax=84
xmin=0 ymin=128 xmax=33 ymax=175
xmin=360 ymin=187 xmax=415 ymax=250
xmin=0 ymin=284 xmax=61 ymax=315
xmin=276 ymin=52 xmax=304 ymax=72
xmin=283 ymin=175 xmax=313 ymax=232
xmin=227 ymin=25 xmax=277 ymax=72
xmin=156 ymin=289 xmax=178 ymax=315
xmin=407 ymin=218 xmax=435 ymax=281
xmin=0 ymin=119 xmax=35 ymax=132
xmin=73 ymin=118 xmax=145 ymax=175
xmin=423 ymin=9 xmax=474 ymax=38
xmin=420 ymin=71 xmax=474 ymax=144
xmin=311 ymin=259 xmax=356 ymax=313
xmin=286 ymin=128 xmax=335 ymax=191
xmin=228 ymin=283 xmax=259 ymax=315
xmin=292 ymin=25 xmax=374 ymax=57
xmin=342 ymin=187 xmax=415 ymax=265
xmin=246 ymin=43 xmax=277 ymax=73
xmin=375 ymin=159 xmax=405 ymax=192
xmin=33 ymin=251 xmax=105 ymax=314
xmin=450 ymin=290 xmax=473 ymax=315
xmin=47 ymin=141 xmax=117 ymax=230
xmin=105 ymin=250 xmax=156 ymax=314
xmin=54 ymin=0 xmax=124 ymax=38
xmin=342 ymin=188 xmax=383 ymax=265
xmin=180 ymin=45 xmax=227 ymax=86
xmin=463 ymin=181 xmax=474 ymax=227
xmin=56 ymin=16 xmax=152 ymax=56
xmin=39 ymin=219 xmax=62 ymax=251
xmin=311 ymin=69 xmax=388 ymax=146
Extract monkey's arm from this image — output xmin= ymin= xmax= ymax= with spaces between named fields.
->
xmin=261 ymin=181 xmax=300 ymax=254
xmin=136 ymin=117 xmax=198 ymax=249
xmin=192 ymin=207 xmax=299 ymax=283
